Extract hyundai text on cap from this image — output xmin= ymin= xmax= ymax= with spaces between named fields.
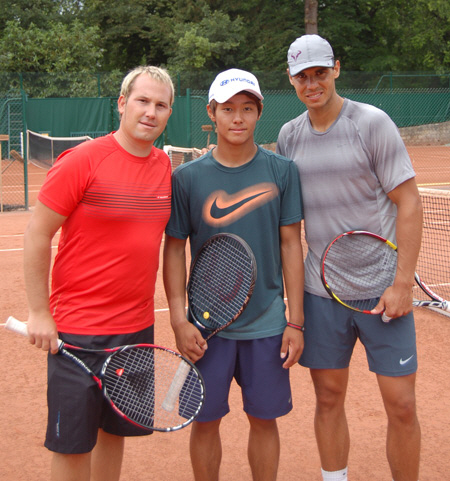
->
xmin=287 ymin=34 xmax=334 ymax=76
xmin=208 ymin=68 xmax=264 ymax=104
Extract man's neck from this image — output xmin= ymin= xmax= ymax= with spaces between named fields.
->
xmin=113 ymin=130 xmax=154 ymax=157
xmin=308 ymin=95 xmax=345 ymax=133
xmin=212 ymin=141 xmax=258 ymax=168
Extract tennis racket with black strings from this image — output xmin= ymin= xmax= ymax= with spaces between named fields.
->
xmin=162 ymin=233 xmax=257 ymax=411
xmin=320 ymin=230 xmax=450 ymax=322
xmin=5 ymin=316 xmax=205 ymax=432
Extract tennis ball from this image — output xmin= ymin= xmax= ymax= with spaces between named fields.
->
xmin=203 ymin=311 xmax=210 ymax=320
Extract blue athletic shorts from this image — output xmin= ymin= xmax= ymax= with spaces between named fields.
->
xmin=45 ymin=326 xmax=154 ymax=454
xmin=300 ymin=292 xmax=418 ymax=376
xmin=194 ymin=334 xmax=292 ymax=422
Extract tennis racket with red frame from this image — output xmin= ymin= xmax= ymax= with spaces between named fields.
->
xmin=320 ymin=230 xmax=450 ymax=321
xmin=162 ymin=233 xmax=257 ymax=411
xmin=5 ymin=316 xmax=205 ymax=432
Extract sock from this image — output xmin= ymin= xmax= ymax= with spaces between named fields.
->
xmin=321 ymin=467 xmax=348 ymax=481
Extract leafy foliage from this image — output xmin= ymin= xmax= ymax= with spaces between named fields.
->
xmin=0 ymin=19 xmax=102 ymax=72
xmin=0 ymin=0 xmax=449 ymax=94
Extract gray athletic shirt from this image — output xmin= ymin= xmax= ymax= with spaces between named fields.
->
xmin=276 ymin=98 xmax=416 ymax=298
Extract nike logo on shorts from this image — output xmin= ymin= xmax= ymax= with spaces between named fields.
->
xmin=399 ymin=355 xmax=415 ymax=366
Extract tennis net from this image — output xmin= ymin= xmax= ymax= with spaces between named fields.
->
xmin=164 ymin=145 xmax=203 ymax=171
xmin=27 ymin=130 xmax=92 ymax=169
xmin=415 ymin=188 xmax=450 ymax=307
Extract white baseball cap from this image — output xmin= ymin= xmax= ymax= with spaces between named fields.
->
xmin=287 ymin=34 xmax=334 ymax=76
xmin=208 ymin=68 xmax=264 ymax=104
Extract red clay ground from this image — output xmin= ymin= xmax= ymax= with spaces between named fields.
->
xmin=1 ymin=209 xmax=449 ymax=481
xmin=2 ymin=146 xmax=450 ymax=480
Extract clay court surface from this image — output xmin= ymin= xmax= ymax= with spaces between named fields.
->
xmin=1 ymin=147 xmax=450 ymax=480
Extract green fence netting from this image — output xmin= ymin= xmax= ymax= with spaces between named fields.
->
xmin=1 ymin=71 xmax=450 ymax=210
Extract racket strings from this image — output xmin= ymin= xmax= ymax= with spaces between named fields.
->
xmin=103 ymin=347 xmax=204 ymax=430
xmin=323 ymin=234 xmax=397 ymax=310
xmin=189 ymin=237 xmax=255 ymax=330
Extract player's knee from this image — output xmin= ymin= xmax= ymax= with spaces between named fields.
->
xmin=314 ymin=380 xmax=347 ymax=412
xmin=386 ymin=395 xmax=417 ymax=425
xmin=246 ymin=414 xmax=278 ymax=432
xmin=191 ymin=419 xmax=222 ymax=437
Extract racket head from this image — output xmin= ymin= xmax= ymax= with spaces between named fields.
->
xmin=101 ymin=344 xmax=205 ymax=432
xmin=320 ymin=230 xmax=398 ymax=314
xmin=412 ymin=273 xmax=450 ymax=311
xmin=414 ymin=272 xmax=447 ymax=303
xmin=187 ymin=233 xmax=257 ymax=336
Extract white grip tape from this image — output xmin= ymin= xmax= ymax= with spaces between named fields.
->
xmin=5 ymin=316 xmax=28 ymax=336
xmin=5 ymin=316 xmax=62 ymax=348
xmin=162 ymin=360 xmax=192 ymax=412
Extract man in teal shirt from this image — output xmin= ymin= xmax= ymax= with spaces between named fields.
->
xmin=163 ymin=68 xmax=305 ymax=481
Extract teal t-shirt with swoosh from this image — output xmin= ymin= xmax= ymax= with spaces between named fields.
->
xmin=165 ymin=145 xmax=303 ymax=340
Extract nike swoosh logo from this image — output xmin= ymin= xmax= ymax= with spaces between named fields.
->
xmin=210 ymin=191 xmax=270 ymax=219
xmin=202 ymin=183 xmax=279 ymax=227
xmin=399 ymin=355 xmax=415 ymax=366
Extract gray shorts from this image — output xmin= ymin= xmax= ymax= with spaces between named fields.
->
xmin=300 ymin=292 xmax=418 ymax=376
xmin=45 ymin=326 xmax=154 ymax=454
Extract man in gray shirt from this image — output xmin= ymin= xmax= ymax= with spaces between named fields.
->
xmin=277 ymin=34 xmax=422 ymax=481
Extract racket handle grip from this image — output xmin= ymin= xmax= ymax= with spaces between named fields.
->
xmin=5 ymin=316 xmax=28 ymax=336
xmin=5 ymin=316 xmax=63 ymax=349
xmin=162 ymin=360 xmax=192 ymax=412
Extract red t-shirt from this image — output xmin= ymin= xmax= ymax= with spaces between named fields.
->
xmin=38 ymin=134 xmax=171 ymax=335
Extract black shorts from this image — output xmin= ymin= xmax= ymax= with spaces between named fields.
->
xmin=45 ymin=326 xmax=154 ymax=454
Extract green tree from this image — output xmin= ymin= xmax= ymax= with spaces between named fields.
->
xmin=0 ymin=19 xmax=103 ymax=95
xmin=81 ymin=0 xmax=173 ymax=71
xmin=1 ymin=0 xmax=450 ymax=82
xmin=166 ymin=6 xmax=244 ymax=71
xmin=0 ymin=19 xmax=101 ymax=72
xmin=318 ymin=0 xmax=450 ymax=75
xmin=0 ymin=0 xmax=60 ymax=30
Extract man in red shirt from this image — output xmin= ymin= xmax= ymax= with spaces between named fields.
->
xmin=23 ymin=66 xmax=173 ymax=481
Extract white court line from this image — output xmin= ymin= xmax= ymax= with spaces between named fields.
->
xmin=0 ymin=245 xmax=58 ymax=253
xmin=0 ymin=307 xmax=170 ymax=328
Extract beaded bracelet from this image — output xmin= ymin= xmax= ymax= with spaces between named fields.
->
xmin=286 ymin=322 xmax=305 ymax=332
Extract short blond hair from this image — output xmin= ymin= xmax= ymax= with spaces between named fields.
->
xmin=120 ymin=66 xmax=175 ymax=106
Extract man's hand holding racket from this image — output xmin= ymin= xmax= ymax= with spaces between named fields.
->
xmin=25 ymin=311 xmax=60 ymax=354
xmin=370 ymin=281 xmax=415 ymax=320
xmin=171 ymin=316 xmax=208 ymax=363
xmin=280 ymin=321 xmax=304 ymax=368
